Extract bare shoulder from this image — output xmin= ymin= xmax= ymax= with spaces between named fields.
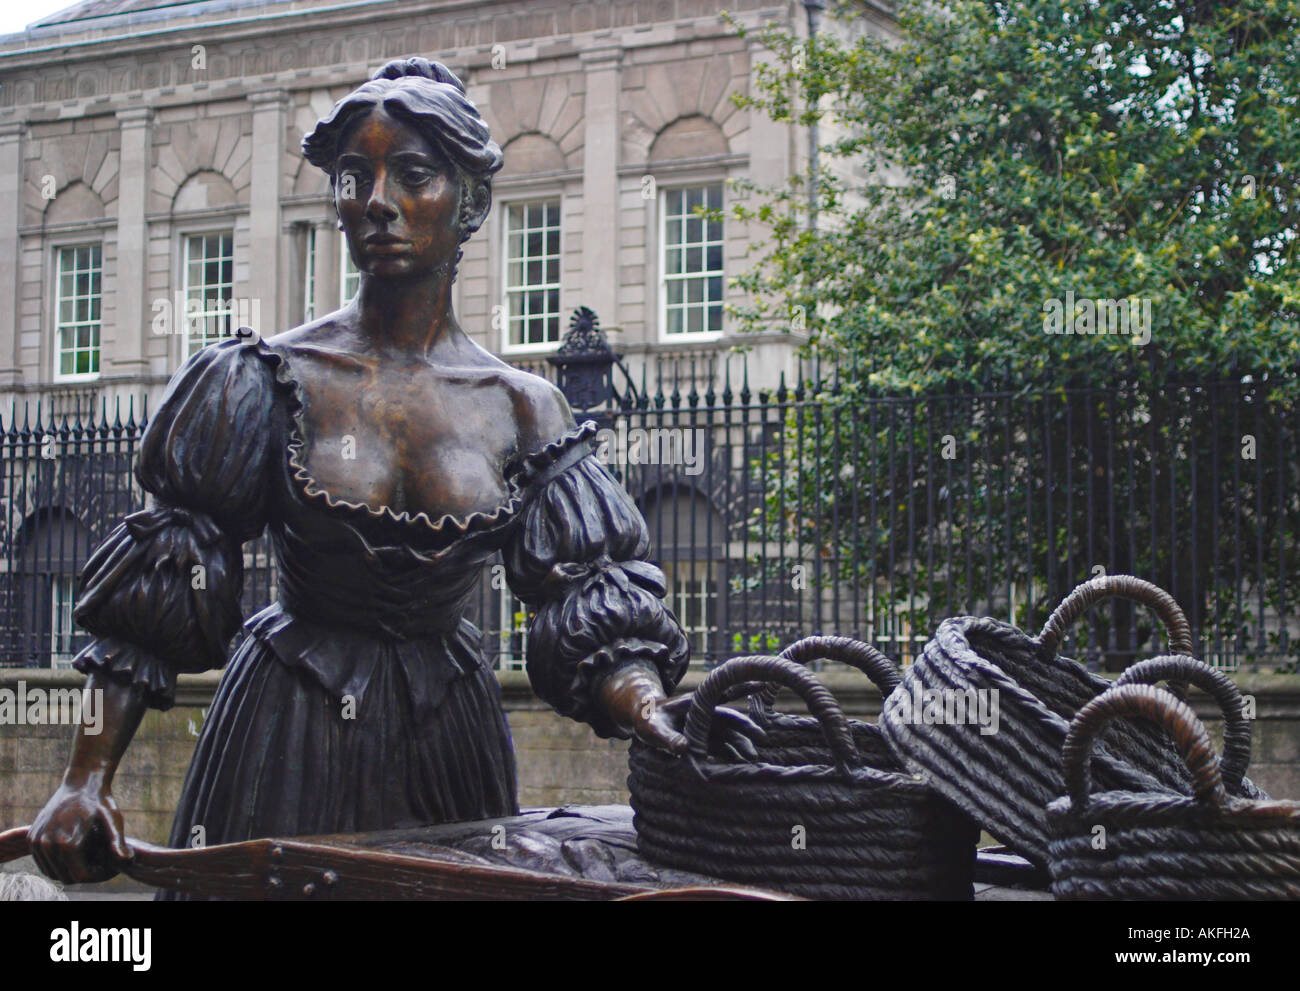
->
xmin=264 ymin=312 xmax=351 ymax=350
xmin=499 ymin=366 xmax=577 ymax=454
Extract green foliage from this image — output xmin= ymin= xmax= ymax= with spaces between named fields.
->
xmin=726 ymin=1 xmax=1300 ymax=668
xmin=731 ymin=631 xmax=784 ymax=655
xmin=728 ymin=0 xmax=1300 ymax=392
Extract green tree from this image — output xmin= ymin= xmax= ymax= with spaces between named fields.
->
xmin=726 ymin=0 xmax=1300 ymax=668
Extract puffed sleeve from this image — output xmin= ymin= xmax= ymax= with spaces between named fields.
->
xmin=71 ymin=338 xmax=278 ymax=709
xmin=503 ymin=425 xmax=690 ymax=739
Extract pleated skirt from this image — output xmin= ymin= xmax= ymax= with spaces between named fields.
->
xmin=157 ymin=628 xmax=519 ymax=900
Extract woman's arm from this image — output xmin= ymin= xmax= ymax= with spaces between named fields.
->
xmin=29 ymin=675 xmax=148 ymax=882
xmin=29 ymin=339 xmax=278 ymax=882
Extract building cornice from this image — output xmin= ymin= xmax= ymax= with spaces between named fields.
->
xmin=0 ymin=2 xmax=780 ymax=113
xmin=0 ymin=0 xmax=772 ymax=65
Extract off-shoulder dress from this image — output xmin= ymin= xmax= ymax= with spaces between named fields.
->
xmin=70 ymin=337 xmax=689 ymax=880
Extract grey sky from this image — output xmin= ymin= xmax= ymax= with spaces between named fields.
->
xmin=0 ymin=0 xmax=84 ymax=36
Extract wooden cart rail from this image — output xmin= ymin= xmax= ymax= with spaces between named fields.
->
xmin=0 ymin=825 xmax=790 ymax=901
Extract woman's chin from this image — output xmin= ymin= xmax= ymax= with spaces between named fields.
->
xmin=362 ymin=256 xmax=455 ymax=282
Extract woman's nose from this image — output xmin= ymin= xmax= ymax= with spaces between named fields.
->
xmin=365 ymin=174 xmax=399 ymax=223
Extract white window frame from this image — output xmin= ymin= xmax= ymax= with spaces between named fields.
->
xmin=303 ymin=225 xmax=317 ymax=323
xmin=662 ymin=559 xmax=718 ymax=660
xmin=181 ymin=228 xmax=236 ymax=358
xmin=494 ymin=583 xmax=529 ymax=671
xmin=499 ymin=196 xmax=564 ymax=354
xmin=339 ymin=233 xmax=360 ymax=307
xmin=50 ymin=573 xmax=78 ymax=670
xmin=658 ymin=182 xmax=725 ymax=342
xmin=52 ymin=242 xmax=104 ymax=383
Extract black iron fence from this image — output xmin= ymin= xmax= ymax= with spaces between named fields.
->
xmin=2 ymin=362 xmax=1298 ymax=674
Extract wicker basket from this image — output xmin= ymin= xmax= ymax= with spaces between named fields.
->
xmin=749 ymin=636 xmax=977 ymax=896
xmin=1115 ymin=654 xmax=1267 ymax=800
xmin=1047 ymin=683 xmax=1300 ymax=900
xmin=878 ymin=574 xmax=1263 ymax=868
xmin=745 ymin=636 xmax=903 ymax=769
xmin=629 ymin=654 xmax=978 ymax=900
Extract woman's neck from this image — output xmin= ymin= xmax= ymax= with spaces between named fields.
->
xmin=353 ymin=264 xmax=465 ymax=358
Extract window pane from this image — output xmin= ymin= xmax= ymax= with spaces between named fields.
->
xmin=502 ymin=199 xmax=562 ymax=346
xmin=55 ymin=243 xmax=102 ymax=376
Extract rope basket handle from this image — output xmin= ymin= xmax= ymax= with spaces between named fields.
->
xmin=1036 ymin=575 xmax=1194 ymax=660
xmin=1063 ymin=684 xmax=1227 ymax=811
xmin=749 ymin=636 xmax=902 ymax=717
xmin=684 ymin=655 xmax=860 ymax=772
xmin=1116 ymin=655 xmax=1253 ymax=792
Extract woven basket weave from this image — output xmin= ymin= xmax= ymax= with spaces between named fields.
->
xmin=879 ymin=575 xmax=1264 ymax=868
xmin=1115 ymin=654 xmax=1266 ymax=800
xmin=748 ymin=636 xmax=976 ymax=897
xmin=1046 ymin=683 xmax=1300 ymax=900
xmin=629 ymin=654 xmax=978 ymax=900
xmin=746 ymin=636 xmax=903 ymax=769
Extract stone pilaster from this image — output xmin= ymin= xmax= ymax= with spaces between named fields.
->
xmin=579 ymin=47 xmax=621 ymax=329
xmin=247 ymin=89 xmax=287 ymax=336
xmin=109 ymin=107 xmax=151 ymax=374
xmin=313 ymin=220 xmax=341 ymax=319
xmin=0 ymin=121 xmax=25 ymax=384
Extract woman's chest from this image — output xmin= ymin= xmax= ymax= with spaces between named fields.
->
xmin=289 ymin=357 xmax=524 ymax=520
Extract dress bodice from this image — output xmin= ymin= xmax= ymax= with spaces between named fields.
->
xmin=73 ymin=334 xmax=688 ymax=740
xmin=252 ymin=338 xmax=597 ymax=640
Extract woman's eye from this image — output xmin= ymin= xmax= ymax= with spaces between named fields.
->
xmin=401 ymin=168 xmax=434 ymax=185
xmin=337 ymin=169 xmax=371 ymax=191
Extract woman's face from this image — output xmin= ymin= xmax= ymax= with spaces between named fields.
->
xmin=334 ymin=105 xmax=462 ymax=282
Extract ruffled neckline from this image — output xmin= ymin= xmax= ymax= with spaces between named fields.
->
xmin=242 ymin=337 xmax=598 ymax=541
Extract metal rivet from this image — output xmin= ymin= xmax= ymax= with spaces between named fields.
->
xmin=322 ymin=871 xmax=338 ymax=886
xmin=303 ymin=883 xmax=315 ymax=896
xmin=270 ymin=846 xmax=284 ymax=862
xmin=268 ymin=875 xmax=282 ymax=889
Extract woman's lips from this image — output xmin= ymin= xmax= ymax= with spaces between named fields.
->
xmin=364 ymin=233 xmax=409 ymax=246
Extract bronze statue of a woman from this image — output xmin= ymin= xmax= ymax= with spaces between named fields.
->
xmin=29 ymin=57 xmax=693 ymax=888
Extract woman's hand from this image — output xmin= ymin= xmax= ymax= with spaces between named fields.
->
xmin=29 ymin=780 xmax=132 ymax=884
xmin=599 ymin=663 xmax=765 ymax=760
xmin=28 ymin=673 xmax=146 ymax=884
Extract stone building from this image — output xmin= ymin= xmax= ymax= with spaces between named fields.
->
xmin=0 ymin=0 xmax=903 ymax=410
xmin=0 ymin=0 xmax=897 ymax=672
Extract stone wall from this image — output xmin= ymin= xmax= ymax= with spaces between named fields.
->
xmin=3 ymin=665 xmax=1298 ymax=893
